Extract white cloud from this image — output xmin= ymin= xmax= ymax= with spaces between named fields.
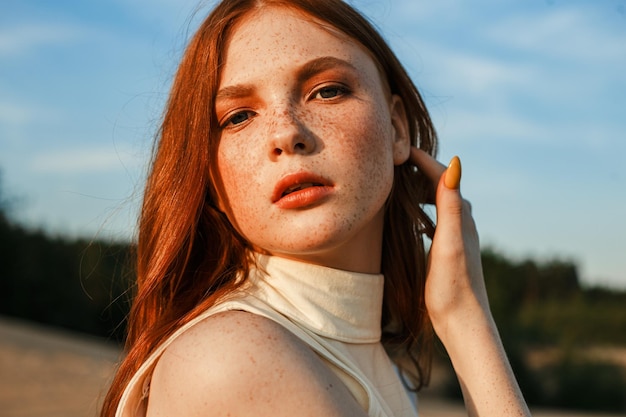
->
xmin=0 ymin=102 xmax=34 ymax=126
xmin=416 ymin=46 xmax=537 ymax=94
xmin=108 ymin=0 xmax=209 ymax=34
xmin=0 ymin=23 xmax=86 ymax=57
xmin=436 ymin=107 xmax=549 ymax=142
xmin=483 ymin=6 xmax=626 ymax=62
xmin=30 ymin=147 xmax=145 ymax=174
xmin=387 ymin=4 xmax=626 ymax=154
xmin=0 ymin=99 xmax=67 ymax=125
xmin=434 ymin=102 xmax=625 ymax=155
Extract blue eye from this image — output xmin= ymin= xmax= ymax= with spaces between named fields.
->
xmin=225 ymin=111 xmax=252 ymax=126
xmin=314 ymin=85 xmax=349 ymax=100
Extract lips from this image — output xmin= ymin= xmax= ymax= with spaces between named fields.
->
xmin=281 ymin=182 xmax=324 ymax=197
xmin=272 ymin=172 xmax=333 ymax=208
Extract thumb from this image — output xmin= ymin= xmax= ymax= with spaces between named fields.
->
xmin=444 ymin=156 xmax=462 ymax=191
xmin=427 ymin=156 xmax=485 ymax=315
xmin=433 ymin=156 xmax=465 ymax=245
xmin=437 ymin=156 xmax=463 ymax=216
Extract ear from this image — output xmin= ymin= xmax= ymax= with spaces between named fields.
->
xmin=389 ymin=95 xmax=410 ymax=165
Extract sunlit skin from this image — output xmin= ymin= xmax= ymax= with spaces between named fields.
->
xmin=214 ymin=7 xmax=410 ymax=274
xmin=146 ymin=6 xmax=532 ymax=417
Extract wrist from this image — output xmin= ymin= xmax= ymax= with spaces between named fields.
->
xmin=431 ymin=305 xmax=531 ymax=417
xmin=430 ymin=299 xmax=497 ymax=351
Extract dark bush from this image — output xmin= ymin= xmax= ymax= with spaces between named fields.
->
xmin=539 ymin=355 xmax=626 ymax=412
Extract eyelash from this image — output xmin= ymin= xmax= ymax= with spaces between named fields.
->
xmin=221 ymin=110 xmax=256 ymax=128
xmin=311 ymin=84 xmax=351 ymax=100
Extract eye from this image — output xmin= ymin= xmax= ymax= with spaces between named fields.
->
xmin=222 ymin=110 xmax=255 ymax=128
xmin=312 ymin=85 xmax=350 ymax=100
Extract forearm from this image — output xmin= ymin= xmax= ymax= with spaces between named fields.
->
xmin=435 ymin=303 xmax=531 ymax=417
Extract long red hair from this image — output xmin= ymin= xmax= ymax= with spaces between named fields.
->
xmin=101 ymin=1 xmax=437 ymax=415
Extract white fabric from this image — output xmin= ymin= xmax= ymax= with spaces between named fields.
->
xmin=116 ymin=254 xmax=418 ymax=417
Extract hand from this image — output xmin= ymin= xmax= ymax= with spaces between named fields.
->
xmin=410 ymin=147 xmax=532 ymax=416
xmin=409 ymin=147 xmax=489 ymax=338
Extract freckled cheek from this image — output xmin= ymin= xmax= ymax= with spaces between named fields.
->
xmin=216 ymin=146 xmax=262 ymax=212
xmin=216 ymin=146 xmax=239 ymax=190
xmin=215 ymin=156 xmax=268 ymax=241
xmin=325 ymin=106 xmax=393 ymax=169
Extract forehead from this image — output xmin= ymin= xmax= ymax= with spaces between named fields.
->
xmin=219 ymin=6 xmax=381 ymax=86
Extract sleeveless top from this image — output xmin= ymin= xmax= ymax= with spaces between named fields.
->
xmin=116 ymin=254 xmax=418 ymax=417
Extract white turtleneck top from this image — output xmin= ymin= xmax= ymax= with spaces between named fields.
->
xmin=116 ymin=255 xmax=418 ymax=417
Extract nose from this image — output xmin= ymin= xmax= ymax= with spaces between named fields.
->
xmin=268 ymin=107 xmax=316 ymax=159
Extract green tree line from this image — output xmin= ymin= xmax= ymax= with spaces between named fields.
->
xmin=0 ymin=186 xmax=132 ymax=343
xmin=1 ymin=182 xmax=625 ymax=411
xmin=474 ymin=248 xmax=626 ymax=411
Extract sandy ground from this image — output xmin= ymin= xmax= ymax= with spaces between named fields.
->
xmin=0 ymin=317 xmax=120 ymax=417
xmin=0 ymin=316 xmax=624 ymax=417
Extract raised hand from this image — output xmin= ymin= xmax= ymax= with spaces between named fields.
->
xmin=409 ymin=148 xmax=487 ymax=336
xmin=410 ymin=147 xmax=532 ymax=417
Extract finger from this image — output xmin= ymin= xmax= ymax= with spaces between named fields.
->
xmin=432 ymin=157 xmax=480 ymax=272
xmin=435 ymin=156 xmax=463 ymax=215
xmin=409 ymin=147 xmax=446 ymax=189
xmin=430 ymin=156 xmax=467 ymax=261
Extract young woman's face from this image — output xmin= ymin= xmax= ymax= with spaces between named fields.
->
xmin=214 ymin=6 xmax=409 ymax=272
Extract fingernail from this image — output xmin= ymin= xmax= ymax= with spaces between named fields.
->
xmin=444 ymin=156 xmax=462 ymax=189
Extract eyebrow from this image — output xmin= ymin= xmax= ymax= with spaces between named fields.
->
xmin=215 ymin=84 xmax=255 ymax=102
xmin=215 ymin=56 xmax=359 ymax=101
xmin=295 ymin=56 xmax=359 ymax=85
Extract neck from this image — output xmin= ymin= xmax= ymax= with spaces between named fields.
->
xmin=269 ymin=210 xmax=384 ymax=274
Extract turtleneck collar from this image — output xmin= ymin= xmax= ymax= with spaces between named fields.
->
xmin=246 ymin=254 xmax=384 ymax=344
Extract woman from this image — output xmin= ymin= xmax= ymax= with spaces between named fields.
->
xmin=101 ymin=1 xmax=531 ymax=416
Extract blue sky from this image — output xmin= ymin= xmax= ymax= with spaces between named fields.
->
xmin=1 ymin=0 xmax=625 ymax=289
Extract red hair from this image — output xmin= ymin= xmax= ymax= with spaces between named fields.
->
xmin=101 ymin=1 xmax=437 ymax=415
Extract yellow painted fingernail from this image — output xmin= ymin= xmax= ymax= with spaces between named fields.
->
xmin=444 ymin=156 xmax=462 ymax=189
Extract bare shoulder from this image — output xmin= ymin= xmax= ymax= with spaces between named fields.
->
xmin=146 ymin=310 xmax=365 ymax=417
